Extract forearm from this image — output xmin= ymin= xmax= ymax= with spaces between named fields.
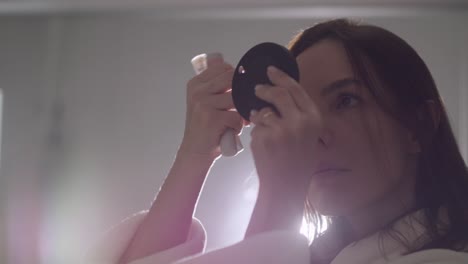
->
xmin=119 ymin=151 xmax=215 ymax=264
xmin=244 ymin=184 xmax=306 ymax=239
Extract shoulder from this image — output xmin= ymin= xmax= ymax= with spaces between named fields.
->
xmin=83 ymin=211 xmax=207 ymax=264
xmin=386 ymin=249 xmax=468 ymax=264
xmin=168 ymin=231 xmax=310 ymax=264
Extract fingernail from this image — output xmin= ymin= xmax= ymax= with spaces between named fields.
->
xmin=207 ymin=52 xmax=224 ymax=61
xmin=255 ymin=84 xmax=263 ymax=91
xmin=267 ymin=65 xmax=278 ymax=74
xmin=250 ymin=110 xmax=258 ymax=116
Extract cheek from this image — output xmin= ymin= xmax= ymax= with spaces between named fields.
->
xmin=308 ymin=128 xmax=378 ymax=215
xmin=307 ymin=113 xmax=375 ymax=215
xmin=308 ymin=110 xmax=408 ymax=216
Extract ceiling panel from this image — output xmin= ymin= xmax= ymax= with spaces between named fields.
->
xmin=0 ymin=0 xmax=467 ymax=15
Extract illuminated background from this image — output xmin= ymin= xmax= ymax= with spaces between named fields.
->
xmin=0 ymin=0 xmax=467 ymax=263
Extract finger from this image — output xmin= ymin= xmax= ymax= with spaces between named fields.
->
xmin=250 ymin=107 xmax=279 ymax=127
xmin=194 ymin=59 xmax=234 ymax=83
xmin=197 ymin=53 xmax=231 ymax=83
xmin=205 ymin=68 xmax=234 ymax=94
xmin=196 ymin=62 xmax=233 ymax=83
xmin=189 ymin=67 xmax=234 ymax=95
xmin=188 ymin=63 xmax=232 ymax=90
xmin=254 ymin=84 xmax=296 ymax=118
xmin=206 ymin=92 xmax=234 ymax=110
xmin=266 ymin=65 xmax=313 ymax=113
xmin=221 ymin=110 xmax=244 ymax=135
xmin=191 ymin=53 xmax=225 ymax=74
xmin=258 ymin=108 xmax=280 ymax=127
xmin=206 ymin=53 xmax=225 ymax=68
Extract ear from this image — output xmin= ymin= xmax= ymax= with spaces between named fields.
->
xmin=406 ymin=99 xmax=441 ymax=154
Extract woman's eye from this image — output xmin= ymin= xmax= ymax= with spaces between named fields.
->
xmin=336 ymin=93 xmax=360 ymax=109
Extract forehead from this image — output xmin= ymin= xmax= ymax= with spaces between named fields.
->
xmin=296 ymin=39 xmax=355 ymax=91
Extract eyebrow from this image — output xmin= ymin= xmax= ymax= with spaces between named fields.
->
xmin=320 ymin=78 xmax=361 ymax=97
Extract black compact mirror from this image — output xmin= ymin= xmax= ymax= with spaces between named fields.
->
xmin=232 ymin=42 xmax=300 ymax=121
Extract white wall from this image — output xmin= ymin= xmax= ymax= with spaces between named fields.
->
xmin=0 ymin=15 xmax=58 ymax=264
xmin=1 ymin=8 xmax=467 ymax=264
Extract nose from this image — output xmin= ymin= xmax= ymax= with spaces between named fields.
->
xmin=317 ymin=125 xmax=333 ymax=148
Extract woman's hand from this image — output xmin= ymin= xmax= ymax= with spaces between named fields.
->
xmin=179 ymin=55 xmax=246 ymax=160
xmin=245 ymin=65 xmax=325 ymax=236
xmin=250 ymin=65 xmax=324 ymax=197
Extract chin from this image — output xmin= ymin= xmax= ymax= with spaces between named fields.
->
xmin=309 ymin=191 xmax=359 ymax=217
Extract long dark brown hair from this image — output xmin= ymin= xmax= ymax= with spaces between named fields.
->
xmin=288 ymin=18 xmax=468 ymax=254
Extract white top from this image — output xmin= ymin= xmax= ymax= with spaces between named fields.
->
xmin=84 ymin=210 xmax=468 ymax=264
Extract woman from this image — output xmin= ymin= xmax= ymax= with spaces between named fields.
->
xmin=86 ymin=19 xmax=468 ymax=264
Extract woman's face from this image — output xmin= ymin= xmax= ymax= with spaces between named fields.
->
xmin=298 ymin=39 xmax=419 ymax=218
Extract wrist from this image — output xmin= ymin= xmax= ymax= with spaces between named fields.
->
xmin=176 ymin=144 xmax=219 ymax=164
xmin=170 ymin=148 xmax=218 ymax=178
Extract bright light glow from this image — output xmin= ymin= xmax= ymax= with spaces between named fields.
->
xmin=300 ymin=215 xmax=329 ymax=242
xmin=242 ymin=171 xmax=258 ymax=202
xmin=300 ymin=217 xmax=314 ymax=241
xmin=243 ymin=170 xmax=329 ymax=242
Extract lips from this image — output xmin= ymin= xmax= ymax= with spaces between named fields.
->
xmin=313 ymin=163 xmax=350 ymax=176
xmin=313 ymin=168 xmax=348 ymax=175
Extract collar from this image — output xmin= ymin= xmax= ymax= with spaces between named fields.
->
xmin=309 ymin=209 xmax=436 ymax=264
xmin=331 ymin=210 xmax=430 ymax=264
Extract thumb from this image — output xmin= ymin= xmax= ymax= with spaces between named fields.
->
xmin=206 ymin=52 xmax=224 ymax=68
